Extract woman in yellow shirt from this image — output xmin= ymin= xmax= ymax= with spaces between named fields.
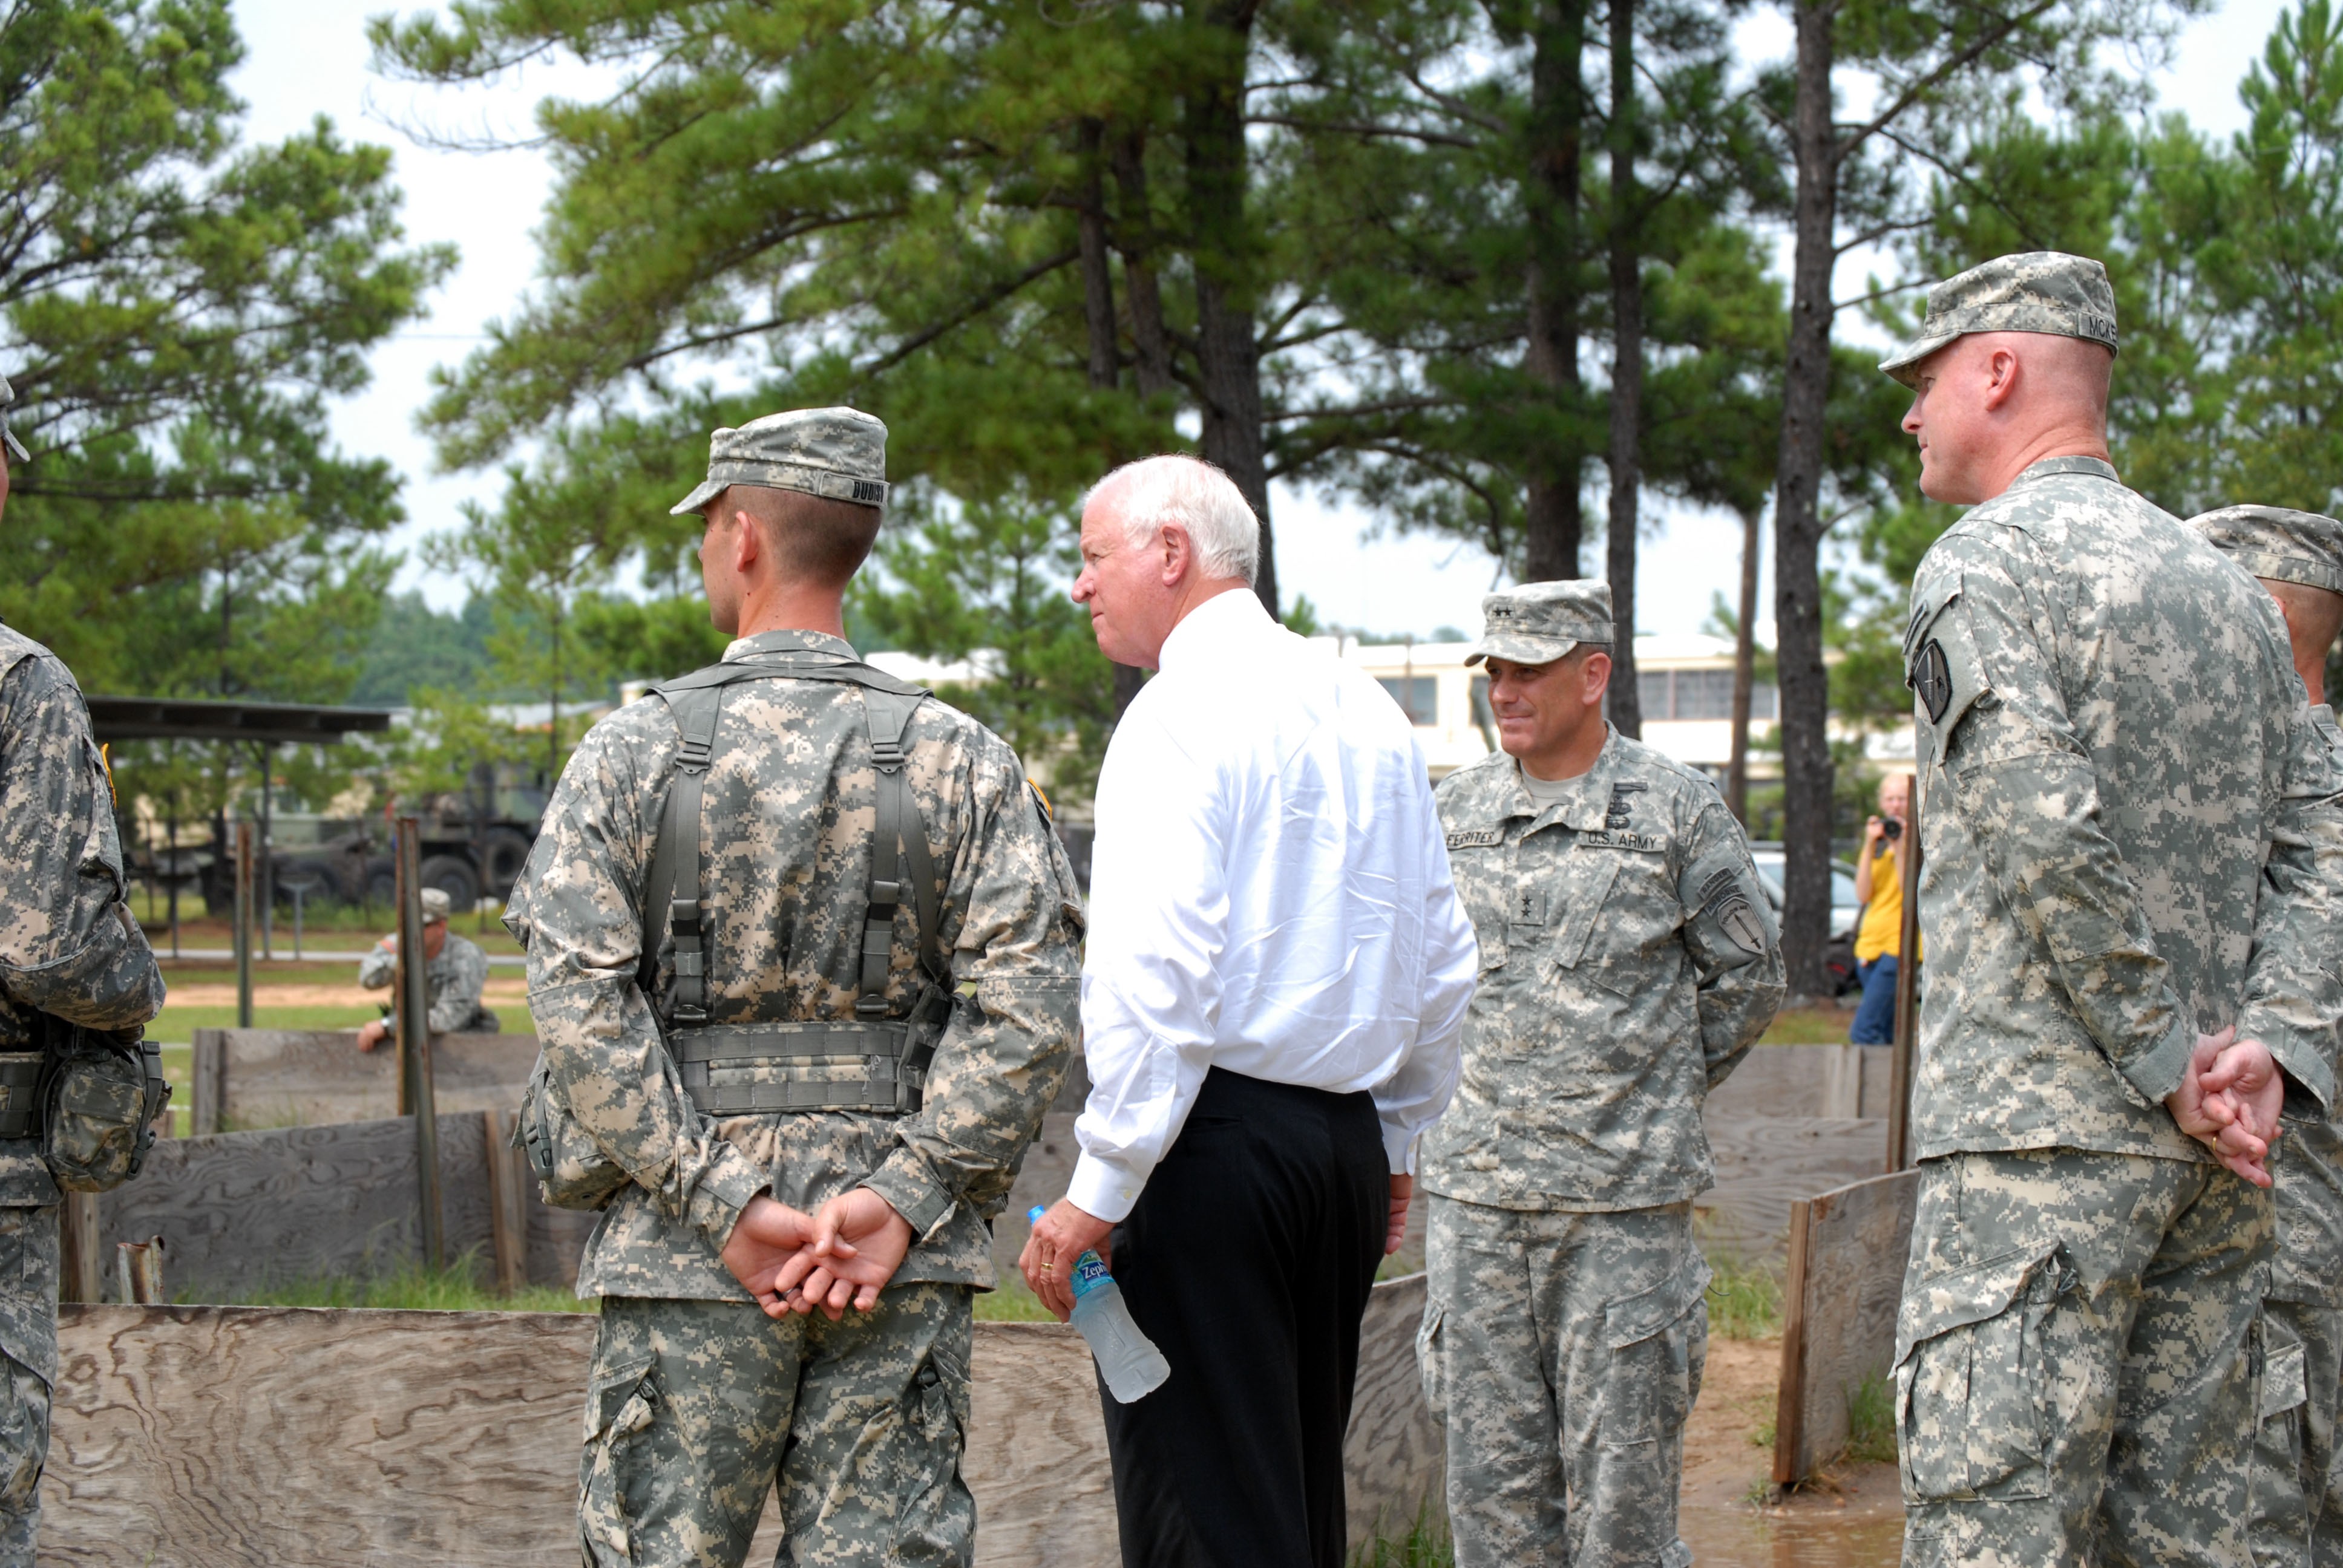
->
xmin=1849 ymin=774 xmax=1909 ymax=1044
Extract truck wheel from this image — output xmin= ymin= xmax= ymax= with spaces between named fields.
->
xmin=418 ymin=855 xmax=481 ymax=913
xmin=481 ymin=828 xmax=533 ymax=898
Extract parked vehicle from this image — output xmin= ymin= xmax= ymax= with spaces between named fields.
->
xmin=1746 ymin=843 xmax=1864 ymax=997
xmin=191 ymin=769 xmax=549 ymax=915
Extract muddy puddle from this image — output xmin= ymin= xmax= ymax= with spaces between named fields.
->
xmin=1679 ymin=1338 xmax=1902 ymax=1567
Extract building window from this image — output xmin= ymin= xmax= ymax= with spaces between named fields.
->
xmin=1379 ymin=675 xmax=1438 ymax=726
xmin=1640 ymin=667 xmax=1779 ymax=722
xmin=1673 ymin=670 xmax=1736 ymax=720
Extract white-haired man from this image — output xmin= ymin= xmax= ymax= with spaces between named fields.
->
xmin=1022 ymin=455 xmax=1478 ymax=1567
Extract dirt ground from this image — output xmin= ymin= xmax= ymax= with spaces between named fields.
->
xmin=1679 ymin=1336 xmax=1903 ymax=1567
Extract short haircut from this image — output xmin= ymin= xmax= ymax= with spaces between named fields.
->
xmin=2264 ymin=577 xmax=2343 ymax=659
xmin=724 ymin=485 xmax=883 ymax=588
xmin=1088 ymin=454 xmax=1260 ymax=586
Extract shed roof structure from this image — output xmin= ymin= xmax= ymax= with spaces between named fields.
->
xmin=84 ymin=696 xmax=393 ymax=748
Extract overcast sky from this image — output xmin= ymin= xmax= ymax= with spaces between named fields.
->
xmin=230 ymin=0 xmax=2291 ymax=641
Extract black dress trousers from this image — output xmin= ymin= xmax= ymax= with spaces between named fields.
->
xmin=1098 ymin=1066 xmax=1391 ymax=1568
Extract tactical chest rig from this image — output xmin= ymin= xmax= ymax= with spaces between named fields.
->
xmin=644 ymin=653 xmax=951 ymax=1119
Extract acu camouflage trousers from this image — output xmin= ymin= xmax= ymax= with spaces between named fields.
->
xmin=1896 ymin=1149 xmax=2272 ymax=1568
xmin=0 ymin=1205 xmax=53 ymax=1568
xmin=579 ymin=1284 xmax=974 ymax=1568
xmin=2252 ymin=1117 xmax=2343 ymax=1568
xmin=1417 ymin=1194 xmax=1709 ymax=1568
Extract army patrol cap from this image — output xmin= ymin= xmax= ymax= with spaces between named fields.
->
xmin=419 ymin=887 xmax=452 ymax=923
xmin=1465 ymin=580 xmax=1614 ymax=667
xmin=669 ymin=406 xmax=889 ymax=516
xmin=0 ymin=375 xmax=28 ymax=463
xmin=1879 ymin=252 xmax=2120 ymax=388
xmin=2191 ymin=505 xmax=2343 ymax=596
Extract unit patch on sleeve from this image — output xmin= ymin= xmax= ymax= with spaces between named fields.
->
xmin=1697 ymin=867 xmax=1768 ymax=956
xmin=1911 ymin=639 xmax=1953 ymax=725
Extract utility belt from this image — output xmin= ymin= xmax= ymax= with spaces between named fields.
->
xmin=0 ymin=1018 xmax=171 ymax=1191
xmin=672 ymin=976 xmax=953 ymax=1116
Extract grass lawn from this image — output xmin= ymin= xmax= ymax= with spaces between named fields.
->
xmin=1757 ymin=1004 xmax=1858 ymax=1045
xmin=146 ymin=1004 xmax=386 ymax=1045
xmin=189 ymin=1255 xmax=594 ymax=1313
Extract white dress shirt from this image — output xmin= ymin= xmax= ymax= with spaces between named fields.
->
xmin=1069 ymin=588 xmax=1479 ymax=1223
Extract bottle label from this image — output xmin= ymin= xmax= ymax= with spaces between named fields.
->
xmin=1069 ymin=1252 xmax=1113 ymax=1301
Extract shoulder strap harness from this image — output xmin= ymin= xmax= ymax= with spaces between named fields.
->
xmin=640 ymin=653 xmax=950 ymax=1117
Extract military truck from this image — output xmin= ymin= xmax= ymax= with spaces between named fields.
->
xmin=196 ymin=771 xmax=547 ymax=915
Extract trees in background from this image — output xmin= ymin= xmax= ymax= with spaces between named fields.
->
xmin=0 ymin=0 xmax=451 ymax=700
xmin=0 ymin=0 xmax=450 ymax=855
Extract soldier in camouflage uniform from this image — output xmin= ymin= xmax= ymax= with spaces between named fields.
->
xmin=504 ymin=408 xmax=1085 ymax=1568
xmin=1883 ymin=254 xmax=2343 ymax=1568
xmin=1418 ymin=580 xmax=1785 ymax=1568
xmin=2191 ymin=505 xmax=2343 ymax=1568
xmin=0 ymin=374 xmax=167 ymax=1566
xmin=354 ymin=886 xmax=499 ymax=1048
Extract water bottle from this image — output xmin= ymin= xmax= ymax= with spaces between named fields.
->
xmin=1029 ymin=1205 xmax=1171 ymax=1402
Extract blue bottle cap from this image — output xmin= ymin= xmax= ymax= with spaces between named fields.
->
xmin=1026 ymin=1204 xmax=1047 ymax=1224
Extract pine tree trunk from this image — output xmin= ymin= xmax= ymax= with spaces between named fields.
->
xmin=1602 ymin=0 xmax=1643 ymax=736
xmin=1184 ymin=0 xmax=1278 ymax=618
xmin=1770 ymin=0 xmax=1840 ymax=999
xmin=1728 ymin=505 xmax=1761 ymax=825
xmin=1076 ymin=119 xmax=1119 ymax=392
xmin=1104 ymin=126 xmax=1158 ymax=719
xmin=1522 ymin=0 xmax=1588 ymax=583
xmin=1110 ymin=131 xmax=1175 ymax=402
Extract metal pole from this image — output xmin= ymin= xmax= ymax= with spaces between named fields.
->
xmin=233 ymin=822 xmax=254 ymax=1030
xmin=290 ymin=883 xmax=304 ymax=961
xmin=258 ymin=742 xmax=275 ymax=962
xmin=395 ymin=817 xmax=444 ymax=1270
xmin=1886 ymin=769 xmax=1924 ymax=1172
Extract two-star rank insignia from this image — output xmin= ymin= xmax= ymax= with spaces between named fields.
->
xmin=1910 ymin=639 xmax=1953 ymax=724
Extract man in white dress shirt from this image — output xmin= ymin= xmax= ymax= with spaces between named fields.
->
xmin=1021 ymin=454 xmax=1478 ymax=1567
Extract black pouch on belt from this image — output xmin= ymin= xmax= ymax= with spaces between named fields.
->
xmin=36 ymin=1016 xmax=169 ymax=1192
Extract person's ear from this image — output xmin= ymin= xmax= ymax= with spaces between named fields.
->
xmin=1582 ymin=651 xmax=1613 ymax=708
xmin=1159 ymin=524 xmax=1191 ymax=586
xmin=1981 ymin=348 xmax=2020 ymax=413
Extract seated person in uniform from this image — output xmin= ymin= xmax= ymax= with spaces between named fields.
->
xmin=355 ymin=886 xmax=499 ymax=1048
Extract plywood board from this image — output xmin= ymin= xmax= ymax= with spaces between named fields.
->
xmin=1771 ymin=1168 xmax=1921 ymax=1486
xmin=1696 ymin=1116 xmax=1890 ymax=1267
xmin=1706 ymin=1044 xmax=1896 ymax=1122
xmin=41 ymin=1277 xmax=1432 ymax=1566
xmin=198 ymin=1029 xmax=539 ymax=1131
xmin=95 ymin=1114 xmax=497 ymax=1298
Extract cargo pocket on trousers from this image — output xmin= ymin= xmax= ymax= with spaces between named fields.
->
xmin=1601 ymin=1253 xmax=1712 ymax=1445
xmin=579 ymin=1356 xmax=659 ymax=1567
xmin=1416 ymin=1304 xmax=1446 ymax=1423
xmin=1895 ymin=1244 xmax=2069 ymax=1504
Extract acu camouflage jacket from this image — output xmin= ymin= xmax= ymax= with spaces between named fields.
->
xmin=1906 ymin=456 xmax=2343 ymax=1163
xmin=1421 ymin=729 xmax=1785 ymax=1211
xmin=505 ymin=630 xmax=1085 ymax=1301
xmin=0 ymin=624 xmax=165 ymax=1212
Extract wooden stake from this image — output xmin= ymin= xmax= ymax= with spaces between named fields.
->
xmin=395 ymin=818 xmax=444 ymax=1270
xmin=1771 ymin=1195 xmax=1814 ymax=1491
xmin=1886 ymin=769 xmax=1923 ymax=1174
xmin=59 ymin=1193 xmax=101 ymax=1304
xmin=190 ymin=1029 xmax=225 ymax=1137
xmin=234 ymin=822 xmax=254 ymax=1030
xmin=483 ymin=1109 xmax=527 ymax=1296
